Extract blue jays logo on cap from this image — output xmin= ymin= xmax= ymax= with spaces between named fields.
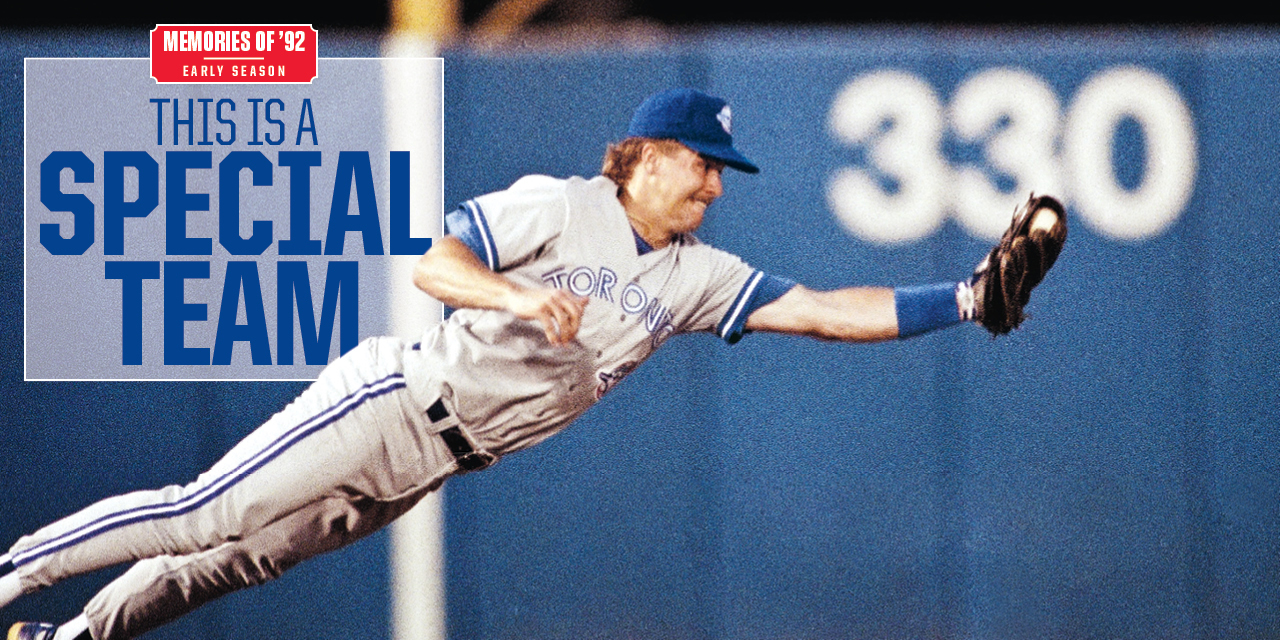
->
xmin=716 ymin=105 xmax=732 ymax=134
xmin=627 ymin=88 xmax=760 ymax=174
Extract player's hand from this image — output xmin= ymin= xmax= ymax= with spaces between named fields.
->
xmin=506 ymin=287 xmax=590 ymax=346
xmin=968 ymin=194 xmax=1067 ymax=336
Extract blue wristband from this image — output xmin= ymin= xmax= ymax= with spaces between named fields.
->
xmin=895 ymin=283 xmax=962 ymax=338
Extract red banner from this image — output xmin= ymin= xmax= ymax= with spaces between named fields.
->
xmin=150 ymin=25 xmax=318 ymax=84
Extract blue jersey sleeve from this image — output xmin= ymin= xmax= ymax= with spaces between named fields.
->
xmin=452 ymin=176 xmax=570 ymax=272
xmin=715 ymin=271 xmax=798 ymax=345
xmin=443 ymin=204 xmax=498 ymax=269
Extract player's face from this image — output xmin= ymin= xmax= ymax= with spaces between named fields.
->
xmin=649 ymin=144 xmax=726 ymax=234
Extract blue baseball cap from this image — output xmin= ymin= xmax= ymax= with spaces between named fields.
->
xmin=627 ymin=88 xmax=760 ymax=174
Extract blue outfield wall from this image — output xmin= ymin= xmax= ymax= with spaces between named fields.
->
xmin=439 ymin=30 xmax=1280 ymax=640
xmin=3 ymin=27 xmax=1280 ymax=640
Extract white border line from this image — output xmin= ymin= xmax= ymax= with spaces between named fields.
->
xmin=24 ymin=51 xmax=449 ymax=639
xmin=22 ymin=57 xmax=420 ymax=382
xmin=23 ymin=57 xmax=29 ymax=382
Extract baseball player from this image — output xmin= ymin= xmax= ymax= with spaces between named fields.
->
xmin=2 ymin=88 xmax=1065 ymax=640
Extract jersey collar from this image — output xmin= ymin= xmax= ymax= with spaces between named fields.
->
xmin=632 ymin=228 xmax=655 ymax=256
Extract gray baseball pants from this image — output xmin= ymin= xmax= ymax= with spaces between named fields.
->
xmin=4 ymin=337 xmax=462 ymax=640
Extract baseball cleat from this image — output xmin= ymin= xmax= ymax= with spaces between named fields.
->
xmin=7 ymin=622 xmax=56 ymax=640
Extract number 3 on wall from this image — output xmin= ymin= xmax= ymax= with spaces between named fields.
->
xmin=826 ymin=65 xmax=1197 ymax=243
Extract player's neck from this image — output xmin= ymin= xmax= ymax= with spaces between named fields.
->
xmin=619 ymin=193 xmax=675 ymax=249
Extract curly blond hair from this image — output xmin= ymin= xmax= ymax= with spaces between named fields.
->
xmin=601 ymin=138 xmax=686 ymax=194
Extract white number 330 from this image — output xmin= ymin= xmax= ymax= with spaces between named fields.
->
xmin=826 ymin=66 xmax=1197 ymax=242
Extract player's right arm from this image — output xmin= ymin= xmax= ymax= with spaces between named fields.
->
xmin=413 ymin=235 xmax=588 ymax=346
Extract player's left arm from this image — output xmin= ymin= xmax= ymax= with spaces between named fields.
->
xmin=744 ymin=194 xmax=1069 ymax=343
xmin=702 ymin=256 xmax=961 ymax=345
xmin=744 ymin=285 xmax=901 ymax=343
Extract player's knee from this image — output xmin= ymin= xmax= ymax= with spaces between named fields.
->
xmin=223 ymin=546 xmax=293 ymax=586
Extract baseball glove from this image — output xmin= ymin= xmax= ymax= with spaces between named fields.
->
xmin=966 ymin=194 xmax=1067 ymax=336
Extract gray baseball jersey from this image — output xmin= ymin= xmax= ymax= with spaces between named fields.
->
xmin=2 ymin=174 xmax=794 ymax=640
xmin=408 ymin=174 xmax=796 ymax=456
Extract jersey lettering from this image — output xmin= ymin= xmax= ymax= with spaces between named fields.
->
xmin=568 ymin=267 xmax=596 ymax=296
xmin=543 ymin=264 xmax=676 ymax=344
xmin=540 ymin=267 xmax=568 ymax=289
xmin=644 ymin=301 xmax=672 ymax=334
xmin=596 ymin=267 xmax=617 ymax=302
xmin=645 ymin=301 xmax=676 ymax=348
xmin=620 ymin=282 xmax=648 ymax=314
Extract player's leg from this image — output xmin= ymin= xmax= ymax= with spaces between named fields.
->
xmin=6 ymin=482 xmax=442 ymax=640
xmin=82 ymin=485 xmax=443 ymax=640
xmin=2 ymin=338 xmax=438 ymax=609
xmin=0 ymin=554 xmax=20 ymax=609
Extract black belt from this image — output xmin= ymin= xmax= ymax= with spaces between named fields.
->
xmin=426 ymin=398 xmax=491 ymax=472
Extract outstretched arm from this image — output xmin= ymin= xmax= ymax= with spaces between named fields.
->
xmin=413 ymin=235 xmax=588 ymax=346
xmin=741 ymin=194 xmax=1069 ymax=344
xmin=744 ymin=284 xmax=901 ymax=343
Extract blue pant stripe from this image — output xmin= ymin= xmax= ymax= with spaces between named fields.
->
xmin=13 ymin=374 xmax=407 ymax=567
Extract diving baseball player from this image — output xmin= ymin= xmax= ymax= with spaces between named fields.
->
xmin=3 ymin=88 xmax=1065 ymax=640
